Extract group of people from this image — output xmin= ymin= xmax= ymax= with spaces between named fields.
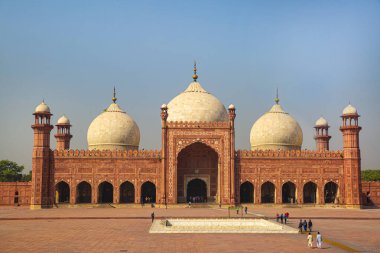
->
xmin=307 ymin=231 xmax=323 ymax=249
xmin=187 ymin=196 xmax=207 ymax=203
xmin=276 ymin=212 xmax=289 ymax=224
xmin=299 ymin=219 xmax=323 ymax=249
xmin=298 ymin=219 xmax=313 ymax=232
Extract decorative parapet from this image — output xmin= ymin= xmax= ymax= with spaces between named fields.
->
xmin=167 ymin=121 xmax=230 ymax=129
xmin=236 ymin=149 xmax=343 ymax=159
xmin=53 ymin=149 xmax=161 ymax=158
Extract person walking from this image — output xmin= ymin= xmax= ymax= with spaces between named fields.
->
xmin=244 ymin=206 xmax=248 ymax=215
xmin=298 ymin=219 xmax=303 ymax=232
xmin=276 ymin=213 xmax=280 ymax=222
xmin=316 ymin=232 xmax=322 ymax=249
xmin=303 ymin=220 xmax=307 ymax=232
xmin=307 ymin=232 xmax=313 ymax=248
xmin=308 ymin=219 xmax=313 ymax=232
xmin=280 ymin=213 xmax=284 ymax=224
xmin=151 ymin=212 xmax=155 ymax=223
xmin=284 ymin=213 xmax=288 ymax=224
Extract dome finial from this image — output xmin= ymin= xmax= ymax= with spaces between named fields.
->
xmin=274 ymin=88 xmax=280 ymax=104
xmin=112 ymin=86 xmax=117 ymax=103
xmin=192 ymin=61 xmax=198 ymax=81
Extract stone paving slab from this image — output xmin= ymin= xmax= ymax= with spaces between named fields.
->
xmin=0 ymin=206 xmax=379 ymax=252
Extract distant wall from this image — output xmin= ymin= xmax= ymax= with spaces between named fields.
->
xmin=0 ymin=182 xmax=31 ymax=205
xmin=362 ymin=181 xmax=380 ymax=206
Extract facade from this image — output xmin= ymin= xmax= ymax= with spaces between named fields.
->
xmin=0 ymin=66 xmax=367 ymax=208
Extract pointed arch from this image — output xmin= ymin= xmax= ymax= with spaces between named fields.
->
xmin=282 ymin=181 xmax=296 ymax=204
xmin=98 ymin=181 xmax=114 ymax=203
xmin=76 ymin=181 xmax=92 ymax=203
xmin=324 ymin=181 xmax=339 ymax=204
xmin=303 ymin=181 xmax=317 ymax=204
xmin=120 ymin=181 xmax=135 ymax=203
xmin=261 ymin=181 xmax=275 ymax=203
xmin=141 ymin=181 xmax=156 ymax=203
xmin=55 ymin=181 xmax=70 ymax=203
xmin=240 ymin=181 xmax=254 ymax=203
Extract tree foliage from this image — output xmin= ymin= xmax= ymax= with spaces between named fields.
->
xmin=0 ymin=160 xmax=31 ymax=182
xmin=361 ymin=170 xmax=380 ymax=181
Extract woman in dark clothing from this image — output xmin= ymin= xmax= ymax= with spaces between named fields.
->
xmin=308 ymin=219 xmax=313 ymax=232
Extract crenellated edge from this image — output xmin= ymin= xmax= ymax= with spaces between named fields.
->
xmin=236 ymin=149 xmax=343 ymax=159
xmin=53 ymin=149 xmax=161 ymax=158
xmin=167 ymin=121 xmax=230 ymax=128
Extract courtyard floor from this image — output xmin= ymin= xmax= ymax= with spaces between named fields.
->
xmin=0 ymin=206 xmax=379 ymax=253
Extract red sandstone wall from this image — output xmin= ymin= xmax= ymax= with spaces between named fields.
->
xmin=53 ymin=149 xmax=161 ymax=204
xmin=362 ymin=181 xmax=380 ymax=206
xmin=236 ymin=150 xmax=345 ymax=204
xmin=0 ymin=182 xmax=31 ymax=205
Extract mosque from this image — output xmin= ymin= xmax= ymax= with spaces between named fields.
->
xmin=1 ymin=65 xmax=363 ymax=208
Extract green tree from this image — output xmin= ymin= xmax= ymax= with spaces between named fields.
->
xmin=361 ymin=170 xmax=380 ymax=181
xmin=0 ymin=160 xmax=24 ymax=182
xmin=21 ymin=170 xmax=32 ymax=182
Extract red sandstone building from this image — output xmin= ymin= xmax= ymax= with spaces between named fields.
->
xmin=0 ymin=67 xmax=371 ymax=208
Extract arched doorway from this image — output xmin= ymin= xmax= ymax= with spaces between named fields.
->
xmin=14 ymin=191 xmax=19 ymax=205
xmin=56 ymin=181 xmax=70 ymax=203
xmin=187 ymin=178 xmax=207 ymax=203
xmin=141 ymin=181 xmax=156 ymax=203
xmin=240 ymin=181 xmax=254 ymax=203
xmin=98 ymin=181 xmax=113 ymax=203
xmin=120 ymin=181 xmax=135 ymax=203
xmin=177 ymin=142 xmax=218 ymax=203
xmin=282 ymin=181 xmax=296 ymax=204
xmin=303 ymin=182 xmax=317 ymax=204
xmin=324 ymin=182 xmax=338 ymax=204
xmin=76 ymin=181 xmax=92 ymax=203
xmin=261 ymin=181 xmax=275 ymax=203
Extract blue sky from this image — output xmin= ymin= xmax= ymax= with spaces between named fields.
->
xmin=0 ymin=0 xmax=379 ymax=171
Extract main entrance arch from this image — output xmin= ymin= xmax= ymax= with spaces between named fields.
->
xmin=177 ymin=142 xmax=218 ymax=203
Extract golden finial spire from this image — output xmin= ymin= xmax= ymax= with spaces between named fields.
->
xmin=274 ymin=88 xmax=279 ymax=104
xmin=192 ymin=61 xmax=198 ymax=82
xmin=112 ymin=86 xmax=117 ymax=103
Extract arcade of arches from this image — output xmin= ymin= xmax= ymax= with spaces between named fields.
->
xmin=177 ymin=142 xmax=218 ymax=203
xmin=237 ymin=181 xmax=339 ymax=204
xmin=54 ymin=178 xmax=338 ymax=205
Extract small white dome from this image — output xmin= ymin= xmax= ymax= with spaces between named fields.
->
xmin=87 ymin=102 xmax=140 ymax=151
xmin=35 ymin=101 xmax=50 ymax=113
xmin=166 ymin=81 xmax=228 ymax=122
xmin=315 ymin=117 xmax=328 ymax=127
xmin=250 ymin=102 xmax=303 ymax=151
xmin=228 ymin=104 xmax=235 ymax=109
xmin=343 ymin=104 xmax=358 ymax=115
xmin=57 ymin=115 xmax=70 ymax=124
xmin=161 ymin=104 xmax=167 ymax=109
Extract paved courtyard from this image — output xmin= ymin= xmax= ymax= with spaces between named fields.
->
xmin=1 ymin=206 xmax=380 ymax=253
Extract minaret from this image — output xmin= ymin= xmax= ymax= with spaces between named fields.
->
xmin=340 ymin=104 xmax=362 ymax=207
xmin=314 ymin=117 xmax=331 ymax=151
xmin=55 ymin=115 xmax=72 ymax=150
xmin=31 ymin=101 xmax=54 ymax=209
xmin=228 ymin=104 xmax=236 ymax=204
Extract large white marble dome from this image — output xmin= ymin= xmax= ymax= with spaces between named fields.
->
xmin=166 ymin=81 xmax=228 ymax=122
xmin=87 ymin=101 xmax=140 ymax=151
xmin=250 ymin=100 xmax=303 ymax=151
